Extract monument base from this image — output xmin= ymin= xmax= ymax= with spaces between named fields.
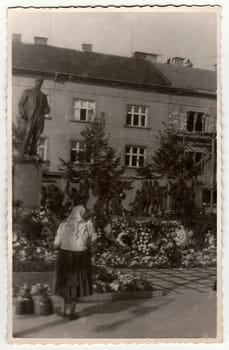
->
xmin=13 ymin=160 xmax=42 ymax=210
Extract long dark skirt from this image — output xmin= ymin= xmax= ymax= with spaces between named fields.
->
xmin=53 ymin=249 xmax=92 ymax=301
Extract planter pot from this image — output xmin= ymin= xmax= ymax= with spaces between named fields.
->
xmin=15 ymin=298 xmax=26 ymax=315
xmin=15 ymin=296 xmax=34 ymax=315
xmin=33 ymin=295 xmax=53 ymax=316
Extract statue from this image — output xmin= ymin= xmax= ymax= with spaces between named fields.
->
xmin=18 ymin=77 xmax=50 ymax=158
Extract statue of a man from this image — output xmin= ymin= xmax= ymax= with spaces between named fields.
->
xmin=18 ymin=77 xmax=50 ymax=157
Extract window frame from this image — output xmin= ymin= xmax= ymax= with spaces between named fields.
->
xmin=202 ymin=188 xmax=217 ymax=206
xmin=72 ymin=99 xmax=96 ymax=123
xmin=186 ymin=111 xmax=206 ymax=133
xmin=125 ymin=145 xmax=146 ymax=168
xmin=185 ymin=150 xmax=204 ymax=173
xmin=70 ymin=140 xmax=92 ymax=164
xmin=126 ymin=105 xmax=148 ymax=128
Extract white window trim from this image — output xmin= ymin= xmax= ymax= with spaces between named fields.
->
xmin=73 ymin=99 xmax=96 ymax=122
xmin=126 ymin=105 xmax=148 ymax=128
xmin=71 ymin=140 xmax=92 ymax=164
xmin=125 ymin=146 xmax=146 ymax=168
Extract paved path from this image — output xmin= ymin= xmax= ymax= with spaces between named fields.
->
xmin=12 ymin=268 xmax=217 ymax=339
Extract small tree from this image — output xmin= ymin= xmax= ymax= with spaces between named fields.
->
xmin=60 ymin=114 xmax=128 ymax=211
xmin=81 ymin=115 xmax=124 ymax=190
xmin=138 ymin=123 xmax=201 ymax=180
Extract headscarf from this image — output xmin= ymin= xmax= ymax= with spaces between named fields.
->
xmin=66 ymin=205 xmax=86 ymax=239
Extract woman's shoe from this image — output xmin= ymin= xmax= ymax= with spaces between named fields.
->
xmin=56 ymin=311 xmax=66 ymax=317
xmin=68 ymin=313 xmax=78 ymax=321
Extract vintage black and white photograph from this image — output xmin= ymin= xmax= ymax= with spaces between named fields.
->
xmin=8 ymin=6 xmax=221 ymax=343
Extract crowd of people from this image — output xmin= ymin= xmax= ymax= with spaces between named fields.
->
xmin=130 ymin=179 xmax=196 ymax=217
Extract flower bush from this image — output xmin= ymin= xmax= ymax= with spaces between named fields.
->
xmin=13 ymin=205 xmax=59 ymax=272
xmin=13 ymin=206 xmax=216 ymax=272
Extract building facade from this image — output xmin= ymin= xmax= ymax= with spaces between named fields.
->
xmin=12 ymin=35 xmax=217 ymax=210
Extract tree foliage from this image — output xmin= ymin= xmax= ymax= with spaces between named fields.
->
xmin=60 ymin=115 xmax=127 ymax=206
xmin=138 ymin=123 xmax=202 ymax=179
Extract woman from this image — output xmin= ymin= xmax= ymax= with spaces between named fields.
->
xmin=53 ymin=205 xmax=97 ymax=320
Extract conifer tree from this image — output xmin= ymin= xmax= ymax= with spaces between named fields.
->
xmin=60 ymin=114 xmax=126 ymax=208
xmin=138 ymin=123 xmax=201 ymax=179
xmin=80 ymin=115 xmax=124 ymax=196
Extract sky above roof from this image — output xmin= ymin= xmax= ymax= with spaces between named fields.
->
xmin=9 ymin=9 xmax=218 ymax=71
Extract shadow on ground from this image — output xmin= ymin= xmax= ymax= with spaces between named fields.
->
xmin=13 ymin=297 xmax=174 ymax=337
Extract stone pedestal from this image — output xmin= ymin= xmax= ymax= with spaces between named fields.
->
xmin=13 ymin=160 xmax=42 ymax=210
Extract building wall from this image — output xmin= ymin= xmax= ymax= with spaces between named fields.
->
xmin=12 ymin=74 xmax=217 ymax=208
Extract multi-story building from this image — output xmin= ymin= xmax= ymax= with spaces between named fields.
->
xmin=12 ymin=34 xmax=217 ymax=209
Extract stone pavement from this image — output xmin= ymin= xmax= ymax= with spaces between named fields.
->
xmin=12 ymin=267 xmax=217 ymax=340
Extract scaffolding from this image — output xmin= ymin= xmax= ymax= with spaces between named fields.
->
xmin=177 ymin=131 xmax=217 ymax=211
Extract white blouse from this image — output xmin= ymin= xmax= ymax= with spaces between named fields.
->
xmin=54 ymin=219 xmax=97 ymax=252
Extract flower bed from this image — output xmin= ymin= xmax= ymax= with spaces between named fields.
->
xmin=92 ymin=265 xmax=153 ymax=293
xmin=14 ymin=266 xmax=154 ymax=298
xmin=92 ymin=216 xmax=216 ymax=269
xmin=13 ymin=207 xmax=216 ymax=272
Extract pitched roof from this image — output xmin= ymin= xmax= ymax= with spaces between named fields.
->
xmin=12 ymin=42 xmax=216 ymax=95
xmin=12 ymin=42 xmax=169 ymax=88
xmin=153 ymin=62 xmax=216 ymax=93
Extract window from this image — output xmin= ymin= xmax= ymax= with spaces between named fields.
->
xmin=125 ymin=146 xmax=146 ymax=168
xmin=45 ymin=95 xmax=51 ymax=118
xmin=187 ymin=111 xmax=205 ymax=132
xmin=38 ymin=137 xmax=48 ymax=161
xmin=73 ymin=100 xmax=96 ymax=122
xmin=185 ymin=151 xmax=203 ymax=171
xmin=70 ymin=140 xmax=91 ymax=164
xmin=202 ymin=189 xmax=217 ymax=206
xmin=186 ymin=151 xmax=203 ymax=163
xmin=126 ymin=105 xmax=148 ymax=128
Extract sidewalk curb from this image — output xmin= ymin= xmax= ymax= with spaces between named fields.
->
xmin=78 ymin=289 xmax=165 ymax=302
xmin=13 ymin=289 xmax=165 ymax=311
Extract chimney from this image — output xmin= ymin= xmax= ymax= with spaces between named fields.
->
xmin=82 ymin=43 xmax=92 ymax=52
xmin=12 ymin=33 xmax=22 ymax=44
xmin=34 ymin=36 xmax=48 ymax=45
xmin=134 ymin=51 xmax=158 ymax=63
